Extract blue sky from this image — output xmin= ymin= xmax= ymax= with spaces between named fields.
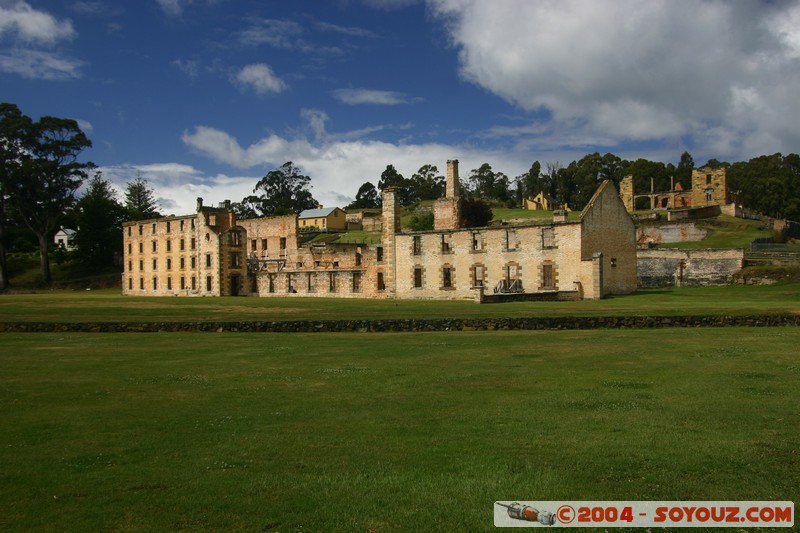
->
xmin=3 ymin=0 xmax=800 ymax=215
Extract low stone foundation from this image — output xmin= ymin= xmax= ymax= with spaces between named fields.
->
xmin=1 ymin=314 xmax=797 ymax=333
xmin=480 ymin=291 xmax=581 ymax=304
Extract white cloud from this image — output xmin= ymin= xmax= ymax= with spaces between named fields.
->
xmin=0 ymin=2 xmax=82 ymax=80
xmin=98 ymin=162 xmax=259 ymax=216
xmin=238 ymin=18 xmax=305 ymax=48
xmin=71 ymin=2 xmax=123 ymax=17
xmin=236 ymin=18 xmax=348 ymax=58
xmin=155 ymin=0 xmax=224 ymax=16
xmin=180 ymin=110 xmax=590 ymax=211
xmin=156 ymin=0 xmax=184 ymax=16
xmin=300 ymin=108 xmax=329 ymax=142
xmin=234 ymin=63 xmax=287 ymax=94
xmin=0 ymin=1 xmax=75 ymax=44
xmin=428 ymin=0 xmax=800 ymax=160
xmin=172 ymin=58 xmax=200 ymax=78
xmin=182 ymin=126 xmax=306 ymax=168
xmin=76 ymin=119 xmax=93 ymax=133
xmin=315 ymin=21 xmax=377 ymax=38
xmin=0 ymin=48 xmax=83 ymax=79
xmin=332 ymin=88 xmax=420 ymax=106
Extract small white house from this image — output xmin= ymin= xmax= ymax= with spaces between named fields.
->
xmin=54 ymin=228 xmax=77 ymax=250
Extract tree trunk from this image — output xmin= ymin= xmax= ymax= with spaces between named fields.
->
xmin=37 ymin=232 xmax=51 ymax=284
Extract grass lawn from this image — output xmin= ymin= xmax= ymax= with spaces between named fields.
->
xmin=1 ymin=283 xmax=799 ymax=323
xmin=655 ymin=215 xmax=769 ymax=250
xmin=0 ymin=328 xmax=798 ymax=531
xmin=490 ymin=207 xmax=580 ymax=223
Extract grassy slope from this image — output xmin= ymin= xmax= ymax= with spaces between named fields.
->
xmin=656 ymin=214 xmax=769 ymax=250
xmin=1 ymin=329 xmax=797 ymax=531
xmin=490 ymin=207 xmax=580 ymax=223
xmin=314 ymin=208 xmax=763 ymax=248
xmin=0 ymin=283 xmax=799 ymax=322
xmin=7 ymin=253 xmax=121 ymax=290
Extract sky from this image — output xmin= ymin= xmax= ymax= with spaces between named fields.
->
xmin=2 ymin=0 xmax=800 ymax=215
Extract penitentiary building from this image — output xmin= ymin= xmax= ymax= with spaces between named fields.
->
xmin=122 ymin=160 xmax=637 ymax=300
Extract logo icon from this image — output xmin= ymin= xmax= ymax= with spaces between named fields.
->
xmin=496 ymin=502 xmax=556 ymax=525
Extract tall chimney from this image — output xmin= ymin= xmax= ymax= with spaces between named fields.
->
xmin=446 ymin=160 xmax=460 ymax=198
xmin=380 ymin=187 xmax=399 ymax=296
xmin=382 ymin=187 xmax=400 ymax=236
xmin=196 ymin=198 xmax=203 ymax=211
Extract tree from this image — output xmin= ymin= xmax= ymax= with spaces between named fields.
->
xmin=541 ymin=161 xmax=562 ymax=199
xmin=704 ymin=158 xmax=729 ymax=170
xmin=599 ymin=152 xmax=627 ymax=187
xmin=408 ymin=212 xmax=434 ymax=231
xmin=377 ymin=164 xmax=404 ymax=190
xmin=460 ymin=197 xmax=493 ymax=228
xmin=124 ymin=174 xmax=161 ymax=220
xmin=519 ymin=161 xmax=542 ymax=200
xmin=9 ymin=115 xmax=93 ymax=283
xmin=408 ymin=164 xmax=444 ymax=202
xmin=73 ymin=172 xmax=125 ymax=270
xmin=568 ymin=157 xmax=599 ymax=210
xmin=377 ymin=164 xmax=413 ymax=206
xmin=554 ymin=164 xmax=578 ymax=208
xmin=674 ymin=151 xmax=694 ymax=185
xmin=346 ymin=181 xmax=379 ymax=210
xmin=250 ymin=161 xmax=318 ymax=216
xmin=624 ymin=158 xmax=671 ymax=196
xmin=728 ymin=153 xmax=800 ymax=220
xmin=468 ymin=163 xmax=492 ymax=199
xmin=566 ymin=152 xmax=626 ymax=210
xmin=0 ymin=103 xmax=32 ymax=290
xmin=468 ymin=163 xmax=512 ymax=204
xmin=230 ymin=196 xmax=261 ymax=219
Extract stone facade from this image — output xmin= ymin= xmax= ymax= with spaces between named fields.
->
xmin=122 ymin=199 xmax=248 ymax=297
xmin=637 ymin=248 xmax=744 ymax=288
xmin=619 ymin=175 xmax=635 ymax=212
xmin=578 ymin=180 xmax=638 ymax=297
xmin=620 ymin=166 xmax=729 ymax=213
xmin=122 ymin=161 xmax=637 ymax=300
xmin=691 ymin=167 xmax=729 ymax=207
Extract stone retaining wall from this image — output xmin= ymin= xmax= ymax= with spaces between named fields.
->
xmin=637 ymin=248 xmax=744 ymax=288
xmin=1 ymin=314 xmax=796 ymax=333
xmin=636 ymin=222 xmax=707 ymax=245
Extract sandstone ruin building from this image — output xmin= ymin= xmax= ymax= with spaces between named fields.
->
xmin=619 ymin=166 xmax=730 ymax=212
xmin=122 ymin=160 xmax=637 ymax=300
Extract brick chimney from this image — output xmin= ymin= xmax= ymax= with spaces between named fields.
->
xmin=446 ymin=159 xmax=460 ymax=198
xmin=435 ymin=159 xmax=461 ymax=230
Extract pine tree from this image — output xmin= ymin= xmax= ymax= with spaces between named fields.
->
xmin=124 ymin=174 xmax=161 ymax=219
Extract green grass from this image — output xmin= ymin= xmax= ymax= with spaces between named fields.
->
xmin=653 ymin=215 xmax=769 ymax=250
xmin=1 ymin=283 xmax=799 ymax=323
xmin=490 ymin=207 xmax=579 ymax=223
xmin=304 ymin=230 xmax=382 ymax=245
xmin=0 ymin=329 xmax=798 ymax=531
xmin=7 ymin=253 xmax=121 ymax=290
